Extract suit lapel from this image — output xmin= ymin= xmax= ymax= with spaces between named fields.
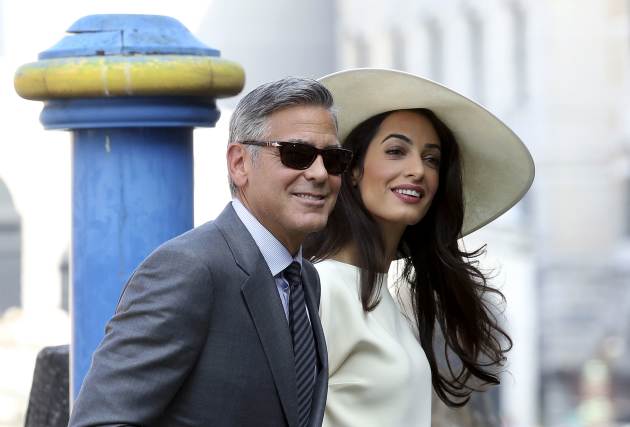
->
xmin=241 ymin=263 xmax=298 ymax=427
xmin=215 ymin=204 xmax=298 ymax=427
xmin=301 ymin=266 xmax=327 ymax=375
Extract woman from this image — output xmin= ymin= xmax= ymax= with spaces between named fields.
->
xmin=304 ymin=69 xmax=535 ymax=426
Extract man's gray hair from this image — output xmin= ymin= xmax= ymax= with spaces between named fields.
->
xmin=228 ymin=77 xmax=337 ymax=195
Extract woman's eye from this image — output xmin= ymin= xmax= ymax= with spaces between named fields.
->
xmin=424 ymin=156 xmax=441 ymax=168
xmin=385 ymin=147 xmax=405 ymax=156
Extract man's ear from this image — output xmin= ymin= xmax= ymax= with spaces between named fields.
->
xmin=227 ymin=143 xmax=249 ymax=190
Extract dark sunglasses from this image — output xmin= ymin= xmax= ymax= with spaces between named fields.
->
xmin=238 ymin=140 xmax=353 ymax=175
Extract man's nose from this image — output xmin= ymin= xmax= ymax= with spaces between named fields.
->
xmin=304 ymin=154 xmax=328 ymax=181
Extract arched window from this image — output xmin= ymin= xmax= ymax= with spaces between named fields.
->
xmin=60 ymin=251 xmax=69 ymax=312
xmin=620 ymin=150 xmax=630 ymax=238
xmin=0 ymin=179 xmax=21 ymax=314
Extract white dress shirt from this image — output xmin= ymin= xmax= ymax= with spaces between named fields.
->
xmin=232 ymin=199 xmax=301 ymax=320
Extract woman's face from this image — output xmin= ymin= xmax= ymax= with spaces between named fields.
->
xmin=355 ymin=110 xmax=441 ymax=237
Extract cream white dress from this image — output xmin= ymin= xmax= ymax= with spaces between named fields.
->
xmin=316 ymin=259 xmax=432 ymax=427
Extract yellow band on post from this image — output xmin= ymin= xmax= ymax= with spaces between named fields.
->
xmin=14 ymin=55 xmax=245 ymax=100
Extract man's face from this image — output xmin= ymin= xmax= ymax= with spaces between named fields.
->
xmin=238 ymin=105 xmax=341 ymax=253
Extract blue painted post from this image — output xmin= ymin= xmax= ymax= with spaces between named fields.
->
xmin=14 ymin=14 xmax=244 ymax=398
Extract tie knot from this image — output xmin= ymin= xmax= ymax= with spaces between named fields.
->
xmin=284 ymin=261 xmax=302 ymax=289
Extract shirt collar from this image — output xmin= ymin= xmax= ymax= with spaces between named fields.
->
xmin=232 ymin=199 xmax=302 ymax=276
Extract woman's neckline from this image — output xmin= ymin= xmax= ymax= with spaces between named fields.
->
xmin=322 ymin=258 xmax=389 ymax=278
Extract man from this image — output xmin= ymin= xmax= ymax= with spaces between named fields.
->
xmin=69 ymin=77 xmax=351 ymax=427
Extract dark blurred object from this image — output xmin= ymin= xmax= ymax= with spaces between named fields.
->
xmin=24 ymin=345 xmax=70 ymax=427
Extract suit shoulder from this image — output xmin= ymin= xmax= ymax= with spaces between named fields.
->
xmin=152 ymin=221 xmax=224 ymax=258
xmin=118 ymin=222 xmax=225 ymax=310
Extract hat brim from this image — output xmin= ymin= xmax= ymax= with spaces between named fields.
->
xmin=319 ymin=68 xmax=535 ymax=236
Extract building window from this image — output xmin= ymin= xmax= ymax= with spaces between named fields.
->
xmin=355 ymin=34 xmax=370 ymax=68
xmin=390 ymin=28 xmax=406 ymax=71
xmin=0 ymin=2 xmax=4 ymax=57
xmin=465 ymin=7 xmax=485 ymax=103
xmin=341 ymin=33 xmax=371 ymax=69
xmin=424 ymin=17 xmax=444 ymax=82
xmin=624 ymin=180 xmax=630 ymax=237
xmin=509 ymin=1 xmax=528 ymax=104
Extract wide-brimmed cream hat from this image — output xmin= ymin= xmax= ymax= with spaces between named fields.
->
xmin=319 ymin=68 xmax=535 ymax=236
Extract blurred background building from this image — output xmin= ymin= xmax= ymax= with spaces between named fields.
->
xmin=327 ymin=1 xmax=630 ymax=425
xmin=0 ymin=0 xmax=629 ymax=426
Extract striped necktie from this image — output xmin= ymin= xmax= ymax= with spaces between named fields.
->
xmin=284 ymin=261 xmax=316 ymax=427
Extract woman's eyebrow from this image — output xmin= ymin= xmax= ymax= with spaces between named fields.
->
xmin=382 ymin=134 xmax=442 ymax=151
xmin=381 ymin=133 xmax=412 ymax=144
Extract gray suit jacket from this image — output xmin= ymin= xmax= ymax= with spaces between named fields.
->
xmin=69 ymin=204 xmax=328 ymax=427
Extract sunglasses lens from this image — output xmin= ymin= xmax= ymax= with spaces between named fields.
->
xmin=278 ymin=143 xmax=352 ymax=175
xmin=322 ymin=149 xmax=352 ymax=175
xmin=280 ymin=143 xmax=318 ymax=170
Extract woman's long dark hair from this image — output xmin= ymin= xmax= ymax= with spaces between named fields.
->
xmin=304 ymin=108 xmax=512 ymax=407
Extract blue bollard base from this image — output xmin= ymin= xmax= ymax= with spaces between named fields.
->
xmin=41 ymin=96 xmax=221 ymax=130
